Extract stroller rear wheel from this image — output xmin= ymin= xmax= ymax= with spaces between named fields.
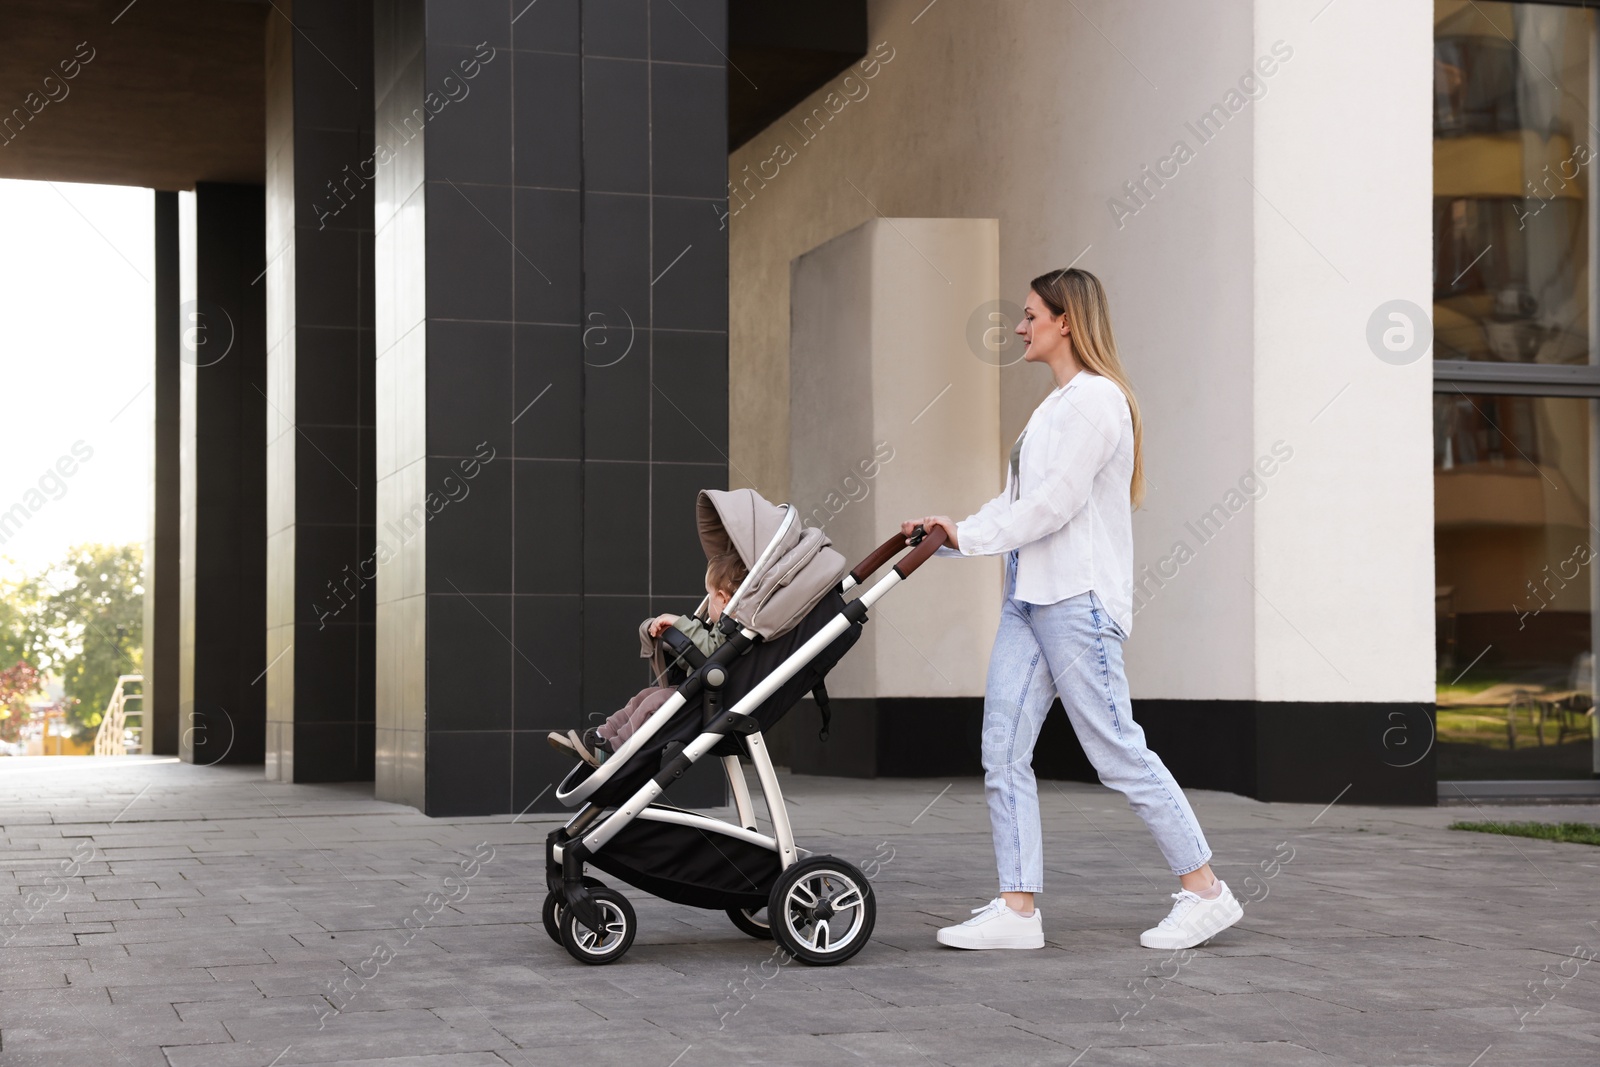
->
xmin=558 ymin=887 xmax=637 ymax=965
xmin=768 ymin=856 xmax=875 ymax=966
xmin=541 ymin=877 xmax=607 ymax=945
xmin=726 ymin=906 xmax=773 ymax=940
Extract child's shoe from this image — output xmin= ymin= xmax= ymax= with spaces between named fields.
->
xmin=547 ymin=729 xmax=601 ymax=768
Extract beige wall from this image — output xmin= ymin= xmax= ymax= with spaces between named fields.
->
xmin=729 ymin=0 xmax=1435 ymax=704
xmin=1250 ymin=1 xmax=1434 ymax=702
xmin=790 ymin=218 xmax=1002 ymax=699
xmin=730 ymin=0 xmax=1260 ymax=699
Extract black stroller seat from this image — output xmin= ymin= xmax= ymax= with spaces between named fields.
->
xmin=561 ymin=589 xmax=861 ymax=810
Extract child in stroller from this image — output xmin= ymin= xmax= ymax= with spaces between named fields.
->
xmin=547 ymin=551 xmax=749 ymax=767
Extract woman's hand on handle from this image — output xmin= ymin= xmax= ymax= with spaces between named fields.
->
xmin=901 ymin=515 xmax=959 ymax=551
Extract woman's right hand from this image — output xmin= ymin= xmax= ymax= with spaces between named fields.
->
xmin=900 ymin=515 xmax=959 ymax=549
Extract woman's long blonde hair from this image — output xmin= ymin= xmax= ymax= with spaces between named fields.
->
xmin=1029 ymin=268 xmax=1145 ymax=509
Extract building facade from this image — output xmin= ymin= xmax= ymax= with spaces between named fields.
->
xmin=734 ymin=0 xmax=1441 ymax=805
xmin=2 ymin=0 xmax=1592 ymax=814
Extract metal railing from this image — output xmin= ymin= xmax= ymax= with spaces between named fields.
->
xmin=93 ymin=675 xmax=144 ymax=756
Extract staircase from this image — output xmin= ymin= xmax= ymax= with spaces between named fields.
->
xmin=92 ymin=675 xmax=144 ymax=756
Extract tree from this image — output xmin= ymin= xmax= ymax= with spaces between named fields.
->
xmin=30 ymin=544 xmax=143 ymax=736
xmin=0 ymin=573 xmax=45 ymax=743
xmin=0 ymin=572 xmax=43 ymax=668
xmin=0 ymin=660 xmax=39 ymax=743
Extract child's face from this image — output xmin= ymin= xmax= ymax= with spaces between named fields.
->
xmin=706 ymin=575 xmax=732 ymax=622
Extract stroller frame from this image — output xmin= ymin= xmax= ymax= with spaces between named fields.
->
xmin=543 ymin=507 xmax=947 ymax=966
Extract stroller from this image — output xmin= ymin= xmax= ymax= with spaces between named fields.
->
xmin=542 ymin=488 xmax=946 ymax=966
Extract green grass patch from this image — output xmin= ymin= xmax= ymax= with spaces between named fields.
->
xmin=1435 ymin=707 xmax=1593 ymax=752
xmin=1449 ymin=821 xmax=1600 ymax=846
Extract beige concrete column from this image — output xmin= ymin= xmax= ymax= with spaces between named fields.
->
xmin=789 ymin=217 xmax=1002 ymax=771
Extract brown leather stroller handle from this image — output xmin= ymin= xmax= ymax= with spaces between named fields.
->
xmin=849 ymin=531 xmax=911 ymax=584
xmin=893 ymin=524 xmax=947 ymax=578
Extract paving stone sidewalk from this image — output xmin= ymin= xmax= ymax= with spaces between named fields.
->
xmin=0 ymin=756 xmax=1597 ymax=1066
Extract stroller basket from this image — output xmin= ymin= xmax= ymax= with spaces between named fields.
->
xmin=584 ymin=810 xmax=780 ymax=912
xmin=543 ymin=492 xmax=948 ymax=968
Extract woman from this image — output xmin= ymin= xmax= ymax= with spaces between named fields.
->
xmin=904 ymin=268 xmax=1241 ymax=952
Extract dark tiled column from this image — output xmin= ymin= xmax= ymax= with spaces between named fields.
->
xmin=144 ymin=190 xmax=181 ymax=756
xmin=177 ymin=183 xmax=268 ymax=766
xmin=373 ymin=0 xmax=728 ymax=816
xmin=264 ymin=0 xmax=377 ymax=783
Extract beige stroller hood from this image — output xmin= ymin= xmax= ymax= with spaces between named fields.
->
xmin=696 ymin=488 xmax=849 ymax=640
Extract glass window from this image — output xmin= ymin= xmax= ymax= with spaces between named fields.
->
xmin=1435 ymin=392 xmax=1594 ymax=777
xmin=1433 ymin=1 xmax=1592 ymax=365
xmin=1433 ymin=1 xmax=1598 ymax=780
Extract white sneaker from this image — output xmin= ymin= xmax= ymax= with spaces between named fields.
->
xmin=935 ymin=898 xmax=1045 ymax=950
xmin=1139 ymin=880 xmax=1243 ymax=950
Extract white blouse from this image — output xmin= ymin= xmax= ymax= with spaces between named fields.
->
xmin=939 ymin=369 xmax=1136 ymax=636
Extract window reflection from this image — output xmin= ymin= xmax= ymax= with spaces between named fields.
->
xmin=1433 ymin=1 xmax=1592 ymax=365
xmin=1434 ymin=392 xmax=1594 ymax=779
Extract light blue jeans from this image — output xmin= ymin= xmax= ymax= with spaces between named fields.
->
xmin=983 ymin=551 xmax=1212 ymax=892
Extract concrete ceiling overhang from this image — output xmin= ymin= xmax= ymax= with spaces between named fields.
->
xmin=728 ymin=0 xmax=867 ymax=151
xmin=0 ymin=0 xmax=863 ymax=191
xmin=0 ymin=0 xmax=267 ymax=190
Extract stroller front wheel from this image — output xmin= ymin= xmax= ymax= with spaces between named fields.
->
xmin=559 ymin=887 xmax=637 ymax=965
xmin=541 ymin=877 xmax=607 ymax=944
xmin=768 ymin=856 xmax=875 ymax=966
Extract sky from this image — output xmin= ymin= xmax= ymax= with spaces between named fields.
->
xmin=0 ymin=178 xmax=152 ymax=582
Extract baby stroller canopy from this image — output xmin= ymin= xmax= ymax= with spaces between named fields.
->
xmin=696 ymin=488 xmax=848 ymax=640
